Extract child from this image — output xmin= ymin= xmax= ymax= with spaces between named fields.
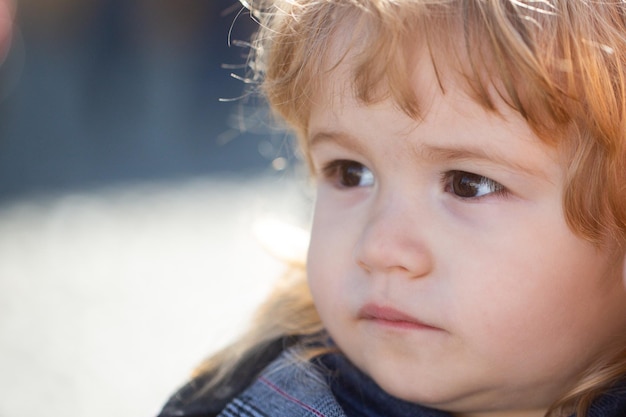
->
xmin=159 ymin=1 xmax=626 ymax=416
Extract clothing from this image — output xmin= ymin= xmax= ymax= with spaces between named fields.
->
xmin=159 ymin=347 xmax=626 ymax=417
xmin=157 ymin=337 xmax=292 ymax=417
xmin=216 ymin=350 xmax=450 ymax=417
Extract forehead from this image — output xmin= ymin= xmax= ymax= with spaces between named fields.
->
xmin=311 ymin=56 xmax=540 ymax=146
xmin=312 ymin=23 xmax=509 ymax=137
xmin=314 ymin=14 xmax=507 ymax=119
xmin=297 ymin=5 xmax=569 ymax=151
xmin=307 ymin=27 xmax=563 ymax=179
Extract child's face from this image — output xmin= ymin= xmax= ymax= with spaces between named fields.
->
xmin=305 ymin=48 xmax=626 ymax=416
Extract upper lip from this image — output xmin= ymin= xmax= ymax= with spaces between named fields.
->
xmin=358 ymin=303 xmax=439 ymax=329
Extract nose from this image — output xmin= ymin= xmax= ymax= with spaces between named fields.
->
xmin=353 ymin=195 xmax=434 ymax=279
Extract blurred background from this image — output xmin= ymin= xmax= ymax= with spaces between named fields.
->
xmin=0 ymin=1 xmax=311 ymax=416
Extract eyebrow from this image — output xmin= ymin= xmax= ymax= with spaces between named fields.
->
xmin=419 ymin=145 xmax=550 ymax=180
xmin=308 ymin=130 xmax=367 ymax=154
xmin=309 ymin=130 xmax=550 ymax=180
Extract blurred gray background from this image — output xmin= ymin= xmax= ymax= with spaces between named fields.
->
xmin=0 ymin=1 xmax=311 ymax=416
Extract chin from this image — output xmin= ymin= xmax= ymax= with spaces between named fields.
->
xmin=371 ymin=369 xmax=454 ymax=405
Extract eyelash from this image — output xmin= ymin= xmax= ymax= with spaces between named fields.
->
xmin=321 ymin=160 xmax=508 ymax=200
xmin=441 ymin=170 xmax=508 ymax=200
xmin=321 ymin=159 xmax=374 ymax=188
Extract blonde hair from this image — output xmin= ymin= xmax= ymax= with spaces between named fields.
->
xmin=193 ymin=1 xmax=626 ymax=416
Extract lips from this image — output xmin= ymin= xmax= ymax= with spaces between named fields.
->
xmin=358 ymin=304 xmax=441 ymax=331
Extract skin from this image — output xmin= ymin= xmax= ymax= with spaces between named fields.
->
xmin=305 ymin=44 xmax=626 ymax=417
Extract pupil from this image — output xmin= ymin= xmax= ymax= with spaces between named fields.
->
xmin=453 ymin=173 xmax=481 ymax=197
xmin=342 ymin=164 xmax=363 ymax=187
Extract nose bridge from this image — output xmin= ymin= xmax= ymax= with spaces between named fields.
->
xmin=354 ymin=187 xmax=433 ymax=277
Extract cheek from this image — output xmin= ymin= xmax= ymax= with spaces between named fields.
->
xmin=307 ymin=192 xmax=354 ymax=271
xmin=306 ymin=212 xmax=346 ymax=301
xmin=306 ymin=199 xmax=362 ymax=319
xmin=306 ymin=237 xmax=349 ymax=338
xmin=450 ymin=223 xmax=626 ymax=365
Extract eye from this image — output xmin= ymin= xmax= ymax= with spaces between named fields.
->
xmin=444 ymin=170 xmax=506 ymax=199
xmin=322 ymin=160 xmax=375 ymax=188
